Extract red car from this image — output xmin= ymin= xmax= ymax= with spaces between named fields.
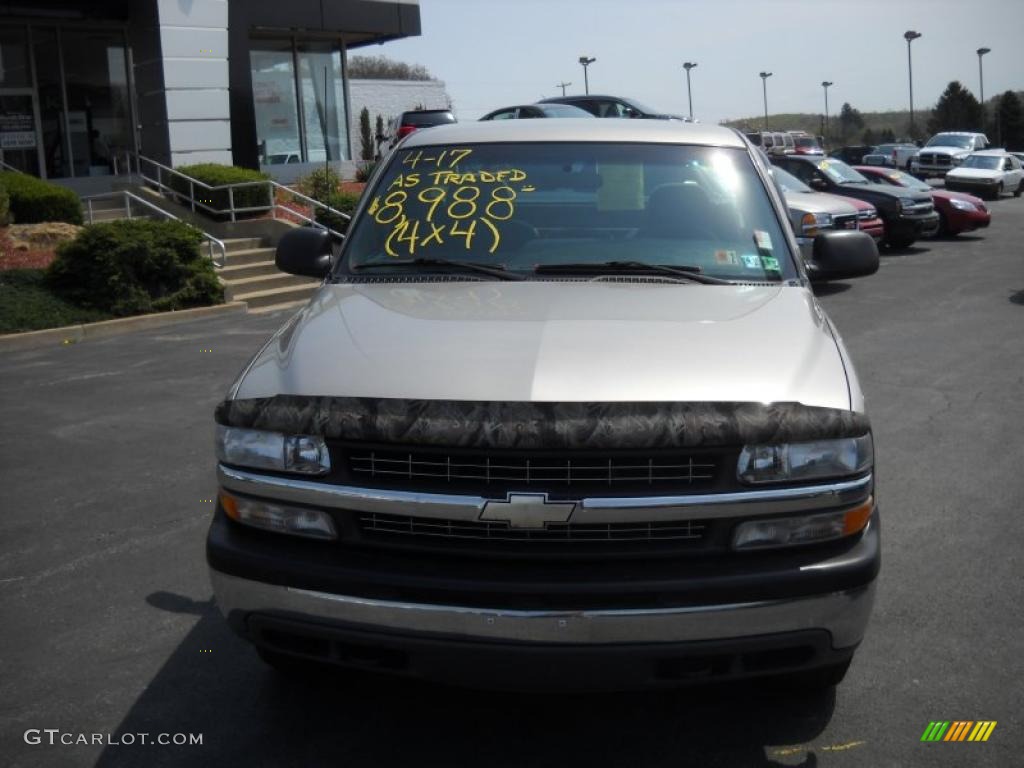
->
xmin=831 ymin=194 xmax=885 ymax=242
xmin=854 ymin=166 xmax=990 ymax=236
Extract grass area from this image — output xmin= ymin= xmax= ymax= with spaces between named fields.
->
xmin=0 ymin=269 xmax=112 ymax=334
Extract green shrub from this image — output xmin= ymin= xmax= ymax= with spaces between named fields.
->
xmin=355 ymin=160 xmax=377 ymax=183
xmin=45 ymin=219 xmax=224 ymax=316
xmin=0 ymin=180 xmax=9 ymax=227
xmin=0 ymin=269 xmax=111 ymax=333
xmin=169 ymin=163 xmax=271 ymax=219
xmin=0 ymin=171 xmax=82 ymax=225
xmin=294 ymin=166 xmax=342 ymax=201
xmin=314 ymin=191 xmax=359 ymax=234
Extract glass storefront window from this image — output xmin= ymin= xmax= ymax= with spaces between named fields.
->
xmin=296 ymin=42 xmax=347 ymax=162
xmin=250 ymin=41 xmax=302 ymax=165
xmin=251 ymin=37 xmax=350 ymax=167
xmin=33 ymin=27 xmax=70 ymax=179
xmin=0 ymin=25 xmax=30 ymax=87
xmin=60 ymin=28 xmax=132 ymax=177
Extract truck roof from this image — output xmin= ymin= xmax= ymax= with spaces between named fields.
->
xmin=401 ymin=119 xmax=746 ymax=149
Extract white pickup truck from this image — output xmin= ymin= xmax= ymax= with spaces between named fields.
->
xmin=911 ymin=132 xmax=989 ymax=178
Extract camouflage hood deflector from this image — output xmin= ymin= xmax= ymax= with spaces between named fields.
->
xmin=215 ymin=397 xmax=870 ymax=450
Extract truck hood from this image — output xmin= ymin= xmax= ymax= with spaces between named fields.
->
xmin=232 ymin=281 xmax=851 ymax=410
xmin=783 ymin=190 xmax=858 ymax=217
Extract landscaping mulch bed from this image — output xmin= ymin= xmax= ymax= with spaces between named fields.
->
xmin=0 ymin=223 xmax=82 ymax=272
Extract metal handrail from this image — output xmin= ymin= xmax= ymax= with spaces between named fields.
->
xmin=127 ymin=153 xmax=351 ymax=239
xmin=0 ymin=158 xmax=26 ymax=173
xmin=80 ymin=190 xmax=228 ymax=267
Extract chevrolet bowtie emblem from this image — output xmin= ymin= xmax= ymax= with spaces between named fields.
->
xmin=480 ymin=493 xmax=577 ymax=529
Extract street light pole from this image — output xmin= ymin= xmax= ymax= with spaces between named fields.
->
xmin=683 ymin=62 xmax=697 ymax=121
xmin=821 ymin=81 xmax=833 ymax=143
xmin=759 ymin=72 xmax=772 ymax=131
xmin=904 ymin=31 xmax=922 ymax=136
xmin=578 ymin=56 xmax=596 ymax=95
xmin=977 ymin=47 xmax=990 ymax=129
xmin=556 ymin=81 xmax=572 ymax=97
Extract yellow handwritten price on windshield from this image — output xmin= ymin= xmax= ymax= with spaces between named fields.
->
xmin=384 ymin=217 xmax=502 ymax=257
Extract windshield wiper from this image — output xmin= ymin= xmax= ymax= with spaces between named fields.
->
xmin=534 ymin=261 xmax=734 ymax=285
xmin=351 ymin=257 xmax=524 ymax=281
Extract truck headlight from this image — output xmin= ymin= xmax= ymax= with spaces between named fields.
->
xmin=951 ymin=156 xmax=963 ymax=165
xmin=899 ymin=197 xmax=916 ymax=212
xmin=800 ymin=212 xmax=832 ymax=236
xmin=219 ymin=490 xmax=337 ymax=540
xmin=732 ymin=497 xmax=873 ymax=550
xmin=215 ymin=425 xmax=331 ymax=475
xmin=737 ymin=435 xmax=873 ymax=484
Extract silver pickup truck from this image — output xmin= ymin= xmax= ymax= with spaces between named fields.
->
xmin=209 ymin=120 xmax=881 ymax=691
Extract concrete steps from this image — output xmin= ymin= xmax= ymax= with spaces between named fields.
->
xmin=218 ymin=237 xmax=319 ymax=309
xmin=228 ymin=282 xmax=321 ymax=310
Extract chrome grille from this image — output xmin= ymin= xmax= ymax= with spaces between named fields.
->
xmin=834 ymin=213 xmax=858 ymax=230
xmin=856 ymin=209 xmax=876 ymax=221
xmin=349 ymin=450 xmax=716 ymax=487
xmin=359 ymin=512 xmax=707 ymax=543
xmin=920 ymin=153 xmax=950 ymax=166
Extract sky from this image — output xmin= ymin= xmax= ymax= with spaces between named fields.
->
xmin=377 ymin=0 xmax=1024 ymax=124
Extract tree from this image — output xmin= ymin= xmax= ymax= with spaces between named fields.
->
xmin=838 ymin=103 xmax=864 ymax=142
xmin=358 ymin=108 xmax=374 ymax=161
xmin=991 ymin=91 xmax=1024 ymax=150
xmin=879 ymin=128 xmax=896 ymax=143
xmin=927 ymin=81 xmax=983 ymax=134
xmin=862 ymin=128 xmax=877 ymax=145
xmin=348 ymin=54 xmax=432 ymax=81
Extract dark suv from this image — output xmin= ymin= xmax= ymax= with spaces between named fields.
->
xmin=378 ymin=109 xmax=456 ymax=155
xmin=773 ymin=155 xmax=939 ymax=248
xmin=537 ymin=94 xmax=683 ymax=120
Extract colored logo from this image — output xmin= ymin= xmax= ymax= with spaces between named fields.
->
xmin=921 ymin=721 xmax=996 ymax=742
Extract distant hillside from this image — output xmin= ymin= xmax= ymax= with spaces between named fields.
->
xmin=722 ymin=91 xmax=1024 ymax=144
xmin=721 ymin=110 xmax=929 ymax=142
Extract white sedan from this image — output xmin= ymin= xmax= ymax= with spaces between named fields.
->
xmin=944 ymin=150 xmax=1024 ymax=199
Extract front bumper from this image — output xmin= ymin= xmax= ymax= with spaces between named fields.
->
xmin=944 ymin=178 xmax=1001 ymax=197
xmin=887 ymin=210 xmax=940 ymax=240
xmin=211 ymin=568 xmax=874 ymax=689
xmin=207 ymin=471 xmax=880 ymax=687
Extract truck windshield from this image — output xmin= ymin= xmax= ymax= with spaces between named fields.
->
xmin=926 ymin=134 xmax=974 ymax=149
xmin=341 ymin=143 xmax=795 ymax=282
xmin=817 ymin=158 xmax=869 ymax=184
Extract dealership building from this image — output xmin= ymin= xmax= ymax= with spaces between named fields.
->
xmin=0 ymin=0 xmax=421 ymax=189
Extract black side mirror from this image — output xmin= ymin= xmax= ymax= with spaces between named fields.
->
xmin=807 ymin=230 xmax=879 ymax=283
xmin=275 ymin=227 xmax=333 ymax=279
xmin=809 ymin=177 xmax=829 ymax=191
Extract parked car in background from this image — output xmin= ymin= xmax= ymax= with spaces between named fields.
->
xmin=943 ymin=150 xmax=1024 ymax=199
xmin=791 ymin=134 xmax=824 ymax=156
xmin=861 ymin=143 xmax=919 ymax=170
xmin=537 ymin=94 xmax=684 ymax=120
xmin=834 ymin=195 xmax=886 ymax=243
xmin=910 ymin=132 xmax=989 ymax=178
xmin=378 ymin=109 xmax=457 ymax=154
xmin=773 ymin=155 xmax=938 ymax=247
xmin=1011 ymin=151 xmax=1024 ymax=166
xmin=829 ymin=145 xmax=875 ymax=165
xmin=855 ymin=166 xmax=990 ymax=236
xmin=771 ymin=166 xmax=862 ymax=262
xmin=481 ymin=104 xmax=594 ymax=120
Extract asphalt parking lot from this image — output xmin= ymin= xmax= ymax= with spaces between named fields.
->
xmin=2 ymin=193 xmax=1023 ymax=767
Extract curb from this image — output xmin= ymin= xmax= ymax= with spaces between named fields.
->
xmin=0 ymin=302 xmax=249 ymax=352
